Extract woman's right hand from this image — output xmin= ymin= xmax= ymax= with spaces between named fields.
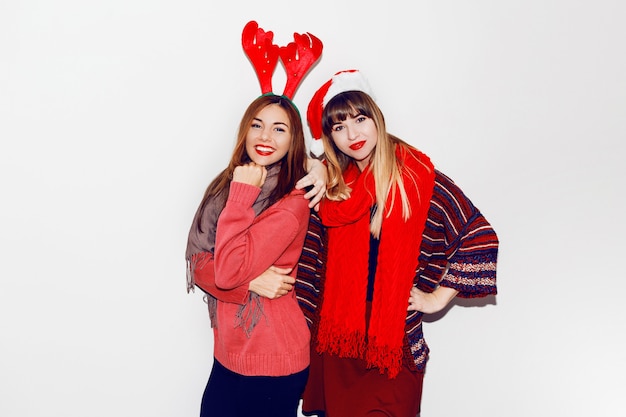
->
xmin=232 ymin=162 xmax=267 ymax=188
xmin=248 ymin=266 xmax=295 ymax=299
xmin=296 ymin=158 xmax=328 ymax=211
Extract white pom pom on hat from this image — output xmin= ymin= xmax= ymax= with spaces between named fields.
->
xmin=306 ymin=69 xmax=374 ymax=157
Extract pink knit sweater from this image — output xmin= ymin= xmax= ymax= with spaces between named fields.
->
xmin=194 ymin=181 xmax=311 ymax=377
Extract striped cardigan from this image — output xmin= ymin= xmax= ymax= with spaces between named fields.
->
xmin=295 ymin=169 xmax=498 ymax=371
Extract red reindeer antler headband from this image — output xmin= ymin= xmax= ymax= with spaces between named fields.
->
xmin=242 ymin=20 xmax=323 ymax=99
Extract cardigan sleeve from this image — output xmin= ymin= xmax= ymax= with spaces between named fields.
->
xmin=295 ymin=211 xmax=326 ymax=328
xmin=416 ymin=171 xmax=498 ymax=298
xmin=441 ymin=210 xmax=498 ymax=298
xmin=214 ymin=181 xmax=310 ymax=290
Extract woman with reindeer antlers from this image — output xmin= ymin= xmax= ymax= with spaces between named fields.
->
xmin=185 ymin=21 xmax=324 ymax=417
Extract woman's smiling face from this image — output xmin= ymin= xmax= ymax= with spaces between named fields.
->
xmin=245 ymin=103 xmax=292 ymax=166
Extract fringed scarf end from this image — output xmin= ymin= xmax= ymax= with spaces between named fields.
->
xmin=234 ymin=293 xmax=265 ymax=338
xmin=186 ymin=260 xmax=195 ymax=293
xmin=187 ymin=252 xmax=213 ymax=293
xmin=316 ymin=326 xmax=366 ymax=359
xmin=365 ymin=340 xmax=404 ymax=379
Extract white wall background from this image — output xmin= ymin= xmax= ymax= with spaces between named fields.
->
xmin=1 ymin=1 xmax=624 ymax=416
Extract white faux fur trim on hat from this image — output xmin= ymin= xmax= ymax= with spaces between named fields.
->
xmin=309 ymin=137 xmax=325 ymax=157
xmin=323 ymin=70 xmax=375 ymax=106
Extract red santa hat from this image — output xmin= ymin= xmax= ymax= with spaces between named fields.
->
xmin=306 ymin=69 xmax=374 ymax=157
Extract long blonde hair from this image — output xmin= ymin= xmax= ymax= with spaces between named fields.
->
xmin=321 ymin=91 xmax=413 ymax=238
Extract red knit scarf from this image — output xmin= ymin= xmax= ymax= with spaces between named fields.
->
xmin=317 ymin=146 xmax=435 ymax=378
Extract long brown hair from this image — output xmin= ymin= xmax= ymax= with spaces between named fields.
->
xmin=320 ymin=90 xmax=416 ymax=237
xmin=195 ymin=94 xmax=308 ymax=231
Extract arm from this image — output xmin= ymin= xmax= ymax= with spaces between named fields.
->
xmin=214 ymin=181 xmax=309 ymax=290
xmin=296 ymin=157 xmax=328 ymax=211
xmin=441 ymin=212 xmax=499 ymax=298
xmin=192 ymin=163 xmax=301 ymax=301
xmin=248 ymin=266 xmax=295 ymax=299
xmin=408 ymin=285 xmax=459 ymax=314
xmin=192 ymin=253 xmax=248 ymax=304
xmin=195 ymin=254 xmax=295 ymax=302
xmin=416 ymin=171 xmax=498 ymax=298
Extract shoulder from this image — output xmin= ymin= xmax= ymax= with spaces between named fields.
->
xmin=288 ymin=188 xmax=306 ymax=198
xmin=429 ymin=170 xmax=480 ymax=227
xmin=396 ymin=145 xmax=436 ymax=192
xmin=284 ymin=188 xmax=307 ymax=204
xmin=271 ymin=189 xmax=310 ymax=217
xmin=433 ymin=170 xmax=469 ymax=202
xmin=397 ymin=144 xmax=434 ymax=171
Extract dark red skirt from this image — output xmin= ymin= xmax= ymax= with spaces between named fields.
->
xmin=301 ymin=350 xmax=424 ymax=417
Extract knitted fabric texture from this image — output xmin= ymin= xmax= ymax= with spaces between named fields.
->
xmin=316 ymin=146 xmax=435 ymax=378
xmin=296 ymin=169 xmax=499 ymax=373
xmin=185 ymin=164 xmax=281 ymax=333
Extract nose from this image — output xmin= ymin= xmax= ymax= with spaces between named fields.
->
xmin=346 ymin=125 xmax=358 ymax=141
xmin=260 ymin=128 xmax=271 ymax=141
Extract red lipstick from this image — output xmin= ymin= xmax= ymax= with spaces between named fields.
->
xmin=349 ymin=141 xmax=366 ymax=151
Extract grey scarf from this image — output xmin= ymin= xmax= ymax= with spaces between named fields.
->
xmin=185 ymin=164 xmax=281 ymax=336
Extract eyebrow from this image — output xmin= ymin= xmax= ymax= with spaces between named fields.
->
xmin=253 ymin=117 xmax=289 ymax=128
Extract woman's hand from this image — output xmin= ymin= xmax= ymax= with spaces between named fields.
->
xmin=232 ymin=163 xmax=267 ymax=188
xmin=408 ymin=286 xmax=459 ymax=314
xmin=248 ymin=266 xmax=295 ymax=299
xmin=296 ymin=158 xmax=327 ymax=211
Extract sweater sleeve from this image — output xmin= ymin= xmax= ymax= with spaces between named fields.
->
xmin=192 ymin=252 xmax=249 ymax=304
xmin=214 ymin=181 xmax=309 ymax=290
xmin=416 ymin=171 xmax=498 ymax=298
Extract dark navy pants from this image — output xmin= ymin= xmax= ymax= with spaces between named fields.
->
xmin=200 ymin=358 xmax=309 ymax=417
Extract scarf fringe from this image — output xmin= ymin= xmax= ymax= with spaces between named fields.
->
xmin=234 ymin=293 xmax=265 ymax=338
xmin=188 ymin=252 xmax=219 ymax=327
xmin=188 ymin=252 xmax=265 ymax=335
xmin=317 ymin=146 xmax=435 ymax=379
xmin=365 ymin=337 xmax=404 ymax=379
xmin=187 ymin=252 xmax=213 ymax=293
xmin=186 ymin=260 xmax=195 ymax=293
xmin=316 ymin=327 xmax=366 ymax=359
xmin=316 ymin=328 xmax=404 ymax=378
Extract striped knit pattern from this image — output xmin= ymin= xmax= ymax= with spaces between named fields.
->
xmin=296 ymin=211 xmax=326 ymax=329
xmin=296 ymin=170 xmax=498 ymax=372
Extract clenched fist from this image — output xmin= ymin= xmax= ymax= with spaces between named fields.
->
xmin=232 ymin=162 xmax=267 ymax=188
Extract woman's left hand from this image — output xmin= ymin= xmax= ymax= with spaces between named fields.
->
xmin=296 ymin=158 xmax=327 ymax=211
xmin=408 ymin=285 xmax=459 ymax=314
xmin=248 ymin=266 xmax=294 ymax=299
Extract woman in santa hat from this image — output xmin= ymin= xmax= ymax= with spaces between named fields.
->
xmin=295 ymin=69 xmax=499 ymax=416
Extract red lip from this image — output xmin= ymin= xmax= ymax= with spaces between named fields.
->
xmin=255 ymin=145 xmax=275 ymax=156
xmin=349 ymin=141 xmax=366 ymax=151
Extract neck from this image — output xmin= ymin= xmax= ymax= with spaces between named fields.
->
xmin=355 ymin=157 xmax=371 ymax=171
